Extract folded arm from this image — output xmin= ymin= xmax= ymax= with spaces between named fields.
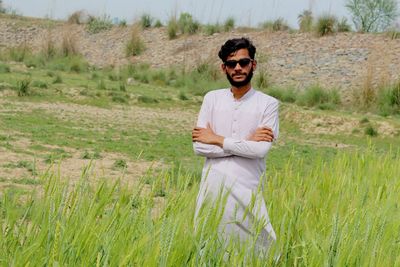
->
xmin=192 ymin=124 xmax=274 ymax=159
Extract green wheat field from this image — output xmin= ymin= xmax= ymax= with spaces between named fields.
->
xmin=1 ymin=17 xmax=400 ymax=266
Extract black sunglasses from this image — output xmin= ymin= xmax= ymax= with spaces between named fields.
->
xmin=224 ymin=58 xmax=253 ymax=68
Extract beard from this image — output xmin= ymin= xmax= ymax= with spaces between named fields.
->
xmin=226 ymin=67 xmax=254 ymax=87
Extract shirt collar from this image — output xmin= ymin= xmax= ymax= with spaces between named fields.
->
xmin=229 ymin=87 xmax=255 ymax=102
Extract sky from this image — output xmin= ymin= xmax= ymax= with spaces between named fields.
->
xmin=3 ymin=0 xmax=351 ymax=28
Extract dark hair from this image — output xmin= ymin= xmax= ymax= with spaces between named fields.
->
xmin=218 ymin=37 xmax=256 ymax=62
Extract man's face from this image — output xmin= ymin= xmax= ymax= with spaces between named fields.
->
xmin=221 ymin=48 xmax=256 ymax=88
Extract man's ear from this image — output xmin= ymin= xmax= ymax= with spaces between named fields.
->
xmin=220 ymin=63 xmax=226 ymax=72
xmin=252 ymin=60 xmax=257 ymax=71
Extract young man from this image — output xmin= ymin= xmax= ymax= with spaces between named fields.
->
xmin=192 ymin=37 xmax=279 ymax=251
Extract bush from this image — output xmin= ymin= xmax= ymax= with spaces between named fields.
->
xmin=255 ymin=71 xmax=271 ymax=89
xmin=17 ymin=79 xmax=31 ymax=96
xmin=167 ymin=16 xmax=178 ymax=39
xmin=118 ymin=19 xmax=127 ymax=27
xmin=178 ymin=12 xmax=200 ymax=34
xmin=61 ymin=29 xmax=79 ymax=56
xmin=154 ymin=20 xmax=163 ymax=28
xmin=204 ymin=24 xmax=221 ymax=35
xmin=87 ymin=15 xmax=113 ymax=34
xmin=223 ymin=17 xmax=235 ymax=32
xmin=113 ymin=159 xmax=127 ymax=169
xmin=377 ymin=81 xmax=400 ymax=115
xmin=337 ymin=17 xmax=352 ymax=32
xmin=67 ymin=10 xmax=86 ymax=24
xmin=315 ymin=15 xmax=337 ymax=36
xmin=261 ymin=18 xmax=289 ymax=32
xmin=140 ymin=14 xmax=153 ymax=28
xmin=41 ymin=31 xmax=57 ymax=59
xmin=125 ymin=25 xmax=145 ymax=56
xmin=297 ymin=85 xmax=341 ymax=109
xmin=266 ymin=87 xmax=298 ymax=103
xmin=298 ymin=10 xmax=313 ymax=32
xmin=365 ymin=125 xmax=378 ymax=136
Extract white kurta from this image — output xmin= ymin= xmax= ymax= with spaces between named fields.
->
xmin=193 ymin=87 xmax=279 ymax=250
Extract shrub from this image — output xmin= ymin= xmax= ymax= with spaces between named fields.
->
xmin=377 ymin=81 xmax=400 ymax=115
xmin=42 ymin=31 xmax=57 ymax=59
xmin=204 ymin=24 xmax=221 ymax=35
xmin=315 ymin=15 xmax=337 ymax=36
xmin=356 ymin=66 xmax=376 ymax=109
xmin=154 ymin=20 xmax=163 ymax=28
xmin=255 ymin=71 xmax=271 ymax=89
xmin=179 ymin=91 xmax=189 ymax=100
xmin=261 ymin=18 xmax=290 ymax=32
xmin=266 ymin=87 xmax=298 ymax=103
xmin=223 ymin=17 xmax=235 ymax=32
xmin=125 ymin=25 xmax=146 ymax=56
xmin=67 ymin=10 xmax=86 ymax=24
xmin=365 ymin=125 xmax=378 ymax=136
xmin=61 ymin=29 xmax=79 ymax=56
xmin=0 ymin=0 xmax=5 ymax=13
xmin=337 ymin=17 xmax=352 ymax=32
xmin=113 ymin=159 xmax=127 ymax=169
xmin=118 ymin=19 xmax=127 ymax=27
xmin=178 ymin=12 xmax=200 ymax=34
xmin=167 ymin=16 xmax=178 ymax=39
xmin=69 ymin=57 xmax=87 ymax=73
xmin=298 ymin=10 xmax=313 ymax=32
xmin=17 ymin=79 xmax=31 ymax=96
xmin=140 ymin=13 xmax=153 ymax=28
xmin=297 ymin=85 xmax=341 ymax=109
xmin=87 ymin=15 xmax=113 ymax=34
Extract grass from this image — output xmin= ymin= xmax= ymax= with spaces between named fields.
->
xmin=0 ymin=146 xmax=399 ymax=265
xmin=315 ymin=14 xmax=337 ymax=36
xmin=125 ymin=25 xmax=146 ymax=56
xmin=87 ymin=15 xmax=113 ymax=34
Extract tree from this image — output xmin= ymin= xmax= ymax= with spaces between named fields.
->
xmin=346 ymin=0 xmax=399 ymax=32
xmin=0 ymin=0 xmax=5 ymax=13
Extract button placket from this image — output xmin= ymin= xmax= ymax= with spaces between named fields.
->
xmin=232 ymin=101 xmax=241 ymax=138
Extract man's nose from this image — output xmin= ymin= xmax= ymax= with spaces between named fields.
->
xmin=234 ymin=62 xmax=242 ymax=70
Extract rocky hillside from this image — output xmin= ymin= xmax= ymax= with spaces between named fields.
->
xmin=1 ymin=14 xmax=399 ymax=94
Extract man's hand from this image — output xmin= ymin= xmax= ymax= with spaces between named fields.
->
xmin=192 ymin=123 xmax=224 ymax=147
xmin=248 ymin=127 xmax=274 ymax=142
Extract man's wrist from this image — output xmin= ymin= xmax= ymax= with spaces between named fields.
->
xmin=213 ymin=135 xmax=224 ymax=147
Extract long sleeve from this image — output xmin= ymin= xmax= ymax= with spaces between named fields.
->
xmin=193 ymin=93 xmax=232 ymax=158
xmin=222 ymin=100 xmax=279 ymax=159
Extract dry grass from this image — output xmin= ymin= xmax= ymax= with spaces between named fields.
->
xmin=61 ymin=26 xmax=79 ymax=56
xmin=125 ymin=24 xmax=145 ymax=57
xmin=41 ymin=30 xmax=57 ymax=59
